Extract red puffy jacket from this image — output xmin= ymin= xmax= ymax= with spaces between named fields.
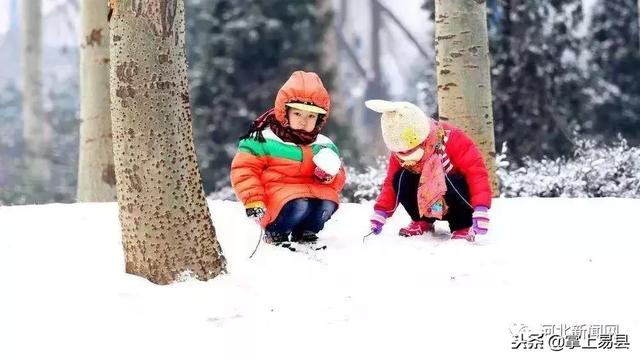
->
xmin=374 ymin=123 xmax=492 ymax=215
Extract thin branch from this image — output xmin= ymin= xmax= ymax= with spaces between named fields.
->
xmin=335 ymin=27 xmax=370 ymax=80
xmin=381 ymin=25 xmax=409 ymax=81
xmin=377 ymin=1 xmax=431 ymax=62
xmin=338 ymin=0 xmax=347 ymax=29
xmin=370 ymin=0 xmax=382 ymax=81
xmin=67 ymin=0 xmax=79 ymax=10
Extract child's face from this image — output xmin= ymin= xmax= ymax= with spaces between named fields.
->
xmin=287 ymin=108 xmax=319 ymax=132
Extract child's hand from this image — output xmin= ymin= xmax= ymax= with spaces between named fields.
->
xmin=472 ymin=206 xmax=489 ymax=234
xmin=245 ymin=202 xmax=266 ymax=224
xmin=312 ymin=148 xmax=341 ymax=176
xmin=314 ymin=167 xmax=335 ymax=184
xmin=370 ymin=210 xmax=388 ymax=235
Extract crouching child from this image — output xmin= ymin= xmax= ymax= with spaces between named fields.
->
xmin=366 ymin=100 xmax=491 ymax=241
xmin=230 ymin=71 xmax=346 ymax=244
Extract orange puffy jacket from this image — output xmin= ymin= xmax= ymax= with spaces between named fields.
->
xmin=230 ymin=71 xmax=346 ymax=227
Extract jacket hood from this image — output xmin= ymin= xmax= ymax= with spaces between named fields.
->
xmin=274 ymin=71 xmax=331 ymax=128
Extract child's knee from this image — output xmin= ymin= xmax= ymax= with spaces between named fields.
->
xmin=285 ymin=198 xmax=311 ymax=217
xmin=319 ymin=199 xmax=337 ymax=211
xmin=314 ymin=200 xmax=337 ymax=225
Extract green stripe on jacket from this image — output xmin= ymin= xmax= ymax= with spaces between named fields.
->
xmin=238 ymin=138 xmax=340 ymax=162
xmin=312 ymin=143 xmax=339 ymax=156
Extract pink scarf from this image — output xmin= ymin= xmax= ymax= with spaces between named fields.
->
xmin=397 ymin=122 xmax=447 ymax=219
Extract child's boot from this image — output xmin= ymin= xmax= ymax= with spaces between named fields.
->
xmin=291 ymin=231 xmax=318 ymax=243
xmin=450 ymin=227 xmax=476 ymax=242
xmin=263 ymin=231 xmax=289 ymax=244
xmin=398 ymin=220 xmax=434 ymax=237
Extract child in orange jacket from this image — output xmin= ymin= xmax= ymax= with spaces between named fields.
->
xmin=230 ymin=71 xmax=346 ymax=244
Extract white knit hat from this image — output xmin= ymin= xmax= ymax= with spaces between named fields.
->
xmin=364 ymin=100 xmax=431 ymax=152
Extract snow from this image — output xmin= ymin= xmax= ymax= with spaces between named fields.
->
xmin=0 ymin=0 xmax=78 ymax=37
xmin=1 ymin=198 xmax=639 ymax=359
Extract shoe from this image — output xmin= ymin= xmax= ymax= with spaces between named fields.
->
xmin=450 ymin=227 xmax=476 ymax=242
xmin=291 ymin=231 xmax=318 ymax=243
xmin=263 ymin=232 xmax=289 ymax=244
xmin=398 ymin=220 xmax=434 ymax=237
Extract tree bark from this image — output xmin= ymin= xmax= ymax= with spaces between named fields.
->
xmin=110 ymin=0 xmax=226 ymax=285
xmin=21 ymin=0 xmax=50 ymax=183
xmin=77 ymin=1 xmax=116 ymax=202
xmin=434 ymin=0 xmax=498 ymax=195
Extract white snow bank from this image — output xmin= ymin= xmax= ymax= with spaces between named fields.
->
xmin=0 ymin=198 xmax=638 ymax=359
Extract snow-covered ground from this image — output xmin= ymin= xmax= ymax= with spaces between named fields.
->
xmin=1 ymin=198 xmax=638 ymax=359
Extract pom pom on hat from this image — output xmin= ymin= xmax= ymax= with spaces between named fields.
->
xmin=365 ymin=100 xmax=431 ymax=152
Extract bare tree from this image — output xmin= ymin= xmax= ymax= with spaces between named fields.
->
xmin=21 ymin=0 xmax=51 ymax=183
xmin=367 ymin=0 xmax=390 ymax=154
xmin=317 ymin=0 xmax=349 ymax=127
xmin=77 ymin=1 xmax=116 ymax=202
xmin=109 ymin=0 xmax=227 ymax=284
xmin=434 ymin=0 xmax=498 ymax=194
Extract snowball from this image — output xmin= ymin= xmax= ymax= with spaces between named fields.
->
xmin=313 ymin=148 xmax=341 ymax=176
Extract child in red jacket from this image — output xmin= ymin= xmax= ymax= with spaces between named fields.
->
xmin=366 ymin=100 xmax=491 ymax=241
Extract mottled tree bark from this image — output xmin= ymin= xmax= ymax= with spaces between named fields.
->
xmin=22 ymin=0 xmax=51 ymax=183
xmin=77 ymin=1 xmax=116 ymax=202
xmin=435 ymin=0 xmax=498 ymax=195
xmin=110 ymin=0 xmax=226 ymax=285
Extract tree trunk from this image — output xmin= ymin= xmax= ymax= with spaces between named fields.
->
xmin=317 ymin=0 xmax=347 ymax=125
xmin=21 ymin=0 xmax=50 ymax=183
xmin=77 ymin=1 xmax=116 ymax=202
xmin=367 ymin=0 xmax=389 ymax=155
xmin=318 ymin=0 xmax=337 ymax=76
xmin=109 ymin=0 xmax=226 ymax=285
xmin=434 ymin=0 xmax=498 ymax=195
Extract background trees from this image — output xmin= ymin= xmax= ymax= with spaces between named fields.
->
xmin=2 ymin=0 xmax=640 ymax=204
xmin=186 ymin=0 xmax=362 ymax=189
xmin=77 ymin=0 xmax=115 ymax=202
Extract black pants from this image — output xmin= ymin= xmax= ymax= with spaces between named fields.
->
xmin=393 ymin=169 xmax=473 ymax=231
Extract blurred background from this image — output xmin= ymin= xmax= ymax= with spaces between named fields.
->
xmin=1 ymin=0 xmax=639 ymax=205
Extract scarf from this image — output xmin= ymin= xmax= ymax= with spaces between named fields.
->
xmin=239 ymin=108 xmax=322 ymax=145
xmin=397 ymin=121 xmax=448 ymax=219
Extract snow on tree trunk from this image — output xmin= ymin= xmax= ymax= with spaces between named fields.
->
xmin=434 ymin=0 xmax=498 ymax=195
xmin=77 ymin=1 xmax=116 ymax=202
xmin=109 ymin=0 xmax=226 ymax=285
xmin=21 ymin=0 xmax=50 ymax=183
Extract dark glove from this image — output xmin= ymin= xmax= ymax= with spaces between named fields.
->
xmin=245 ymin=202 xmax=266 ymax=224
